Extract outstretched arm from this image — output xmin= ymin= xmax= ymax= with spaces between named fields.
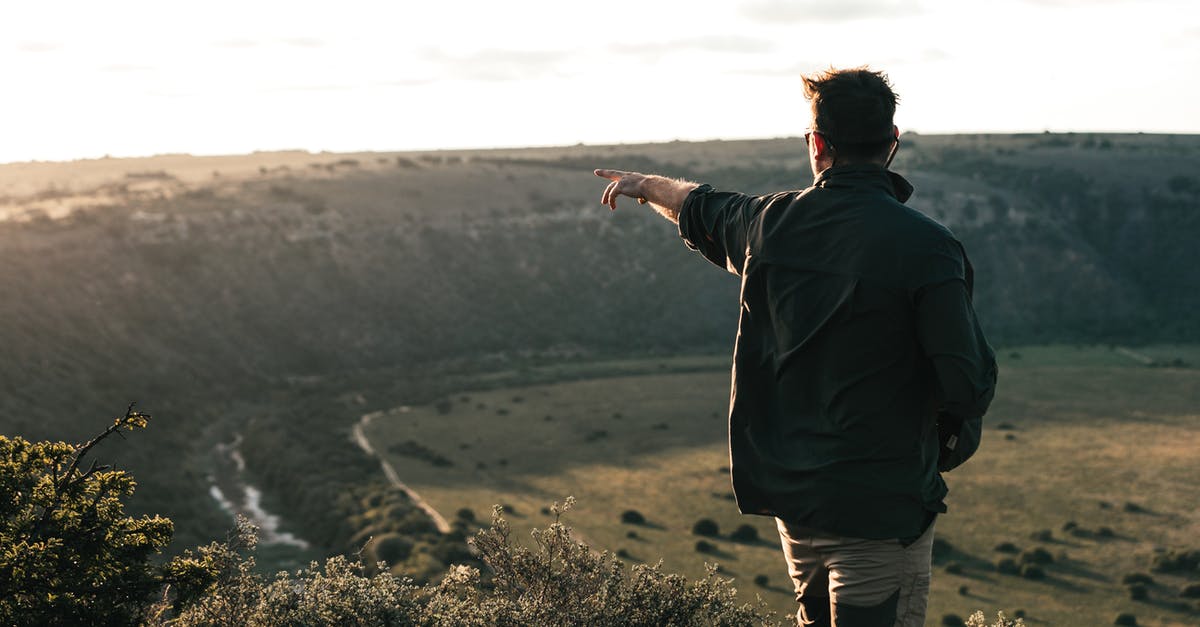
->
xmin=594 ymin=169 xmax=698 ymax=224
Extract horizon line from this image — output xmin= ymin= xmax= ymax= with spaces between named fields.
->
xmin=3 ymin=130 xmax=1198 ymax=168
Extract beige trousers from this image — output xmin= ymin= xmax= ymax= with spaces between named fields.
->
xmin=775 ymin=518 xmax=935 ymax=627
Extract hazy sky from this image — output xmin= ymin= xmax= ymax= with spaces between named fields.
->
xmin=3 ymin=0 xmax=1197 ymax=163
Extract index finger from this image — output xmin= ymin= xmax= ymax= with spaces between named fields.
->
xmin=594 ymin=168 xmax=629 ymax=181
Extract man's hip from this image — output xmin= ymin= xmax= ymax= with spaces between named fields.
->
xmin=775 ymin=516 xmax=936 ymax=627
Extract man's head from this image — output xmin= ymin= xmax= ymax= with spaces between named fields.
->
xmin=801 ymin=67 xmax=900 ymax=176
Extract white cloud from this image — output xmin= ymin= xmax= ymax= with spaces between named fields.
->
xmin=612 ymin=36 xmax=776 ymax=58
xmin=16 ymin=41 xmax=62 ymax=53
xmin=420 ymin=48 xmax=571 ymax=82
xmin=740 ymin=0 xmax=922 ymax=23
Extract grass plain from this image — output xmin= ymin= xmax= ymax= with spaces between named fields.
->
xmin=364 ymin=345 xmax=1200 ymax=626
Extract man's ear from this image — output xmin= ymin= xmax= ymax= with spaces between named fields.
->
xmin=812 ymin=133 xmax=834 ymax=160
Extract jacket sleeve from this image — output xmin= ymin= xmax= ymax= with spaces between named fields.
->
xmin=915 ymin=251 xmax=998 ymax=436
xmin=677 ymin=184 xmax=765 ymax=276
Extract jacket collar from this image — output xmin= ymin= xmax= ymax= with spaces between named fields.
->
xmin=813 ymin=164 xmax=913 ymax=203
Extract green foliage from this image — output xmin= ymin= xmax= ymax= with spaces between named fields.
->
xmin=158 ymin=497 xmax=776 ymax=626
xmin=691 ymin=518 xmax=720 ymax=537
xmin=464 ymin=498 xmax=772 ymax=626
xmin=1150 ymin=548 xmax=1200 ymax=574
xmin=620 ymin=510 xmax=646 ymax=525
xmin=0 ymin=405 xmax=172 ymax=626
xmin=965 ymin=610 xmax=1025 ymax=627
xmin=729 ymin=524 xmax=758 ymax=543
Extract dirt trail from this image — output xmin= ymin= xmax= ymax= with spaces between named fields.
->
xmin=351 ymin=411 xmax=452 ymax=534
xmin=1116 ymin=346 xmax=1155 ymax=365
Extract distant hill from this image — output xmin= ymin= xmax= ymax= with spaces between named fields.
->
xmin=1 ymin=133 xmax=1196 ymax=555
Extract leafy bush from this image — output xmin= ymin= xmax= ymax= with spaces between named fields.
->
xmin=1113 ymin=612 xmax=1138 ymax=626
xmin=1019 ymin=564 xmax=1045 ymax=580
xmin=178 ymin=499 xmax=776 ymax=625
xmin=1019 ymin=547 xmax=1053 ymax=565
xmin=965 ymin=611 xmax=1025 ymax=627
xmin=463 ymin=498 xmax=771 ymax=625
xmin=1121 ymin=572 xmax=1154 ymax=586
xmin=1150 ymin=548 xmax=1200 ymax=574
xmin=370 ymin=533 xmax=415 ymax=565
xmin=730 ymin=524 xmax=759 ymax=543
xmin=620 ymin=510 xmax=646 ymax=525
xmin=692 ymin=518 xmax=720 ymax=537
xmin=0 ymin=406 xmax=172 ymax=626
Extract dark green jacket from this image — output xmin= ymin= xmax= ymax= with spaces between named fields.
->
xmin=678 ymin=164 xmax=997 ymax=540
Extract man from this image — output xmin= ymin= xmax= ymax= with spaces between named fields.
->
xmin=594 ymin=67 xmax=997 ymax=627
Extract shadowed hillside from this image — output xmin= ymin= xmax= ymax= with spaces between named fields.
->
xmin=0 ymin=133 xmax=1196 ymax=562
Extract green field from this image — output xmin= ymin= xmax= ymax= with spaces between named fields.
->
xmin=363 ymin=346 xmax=1200 ymax=626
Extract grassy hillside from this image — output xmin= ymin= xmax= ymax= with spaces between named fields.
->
xmin=0 ymin=134 xmax=1196 ymax=574
xmin=363 ymin=346 xmax=1200 ymax=626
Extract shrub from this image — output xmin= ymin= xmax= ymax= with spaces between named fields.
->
xmin=168 ymin=498 xmax=775 ymax=624
xmin=1122 ymin=502 xmax=1146 ymax=513
xmin=1121 ymin=573 xmax=1154 ymax=586
xmin=694 ymin=540 xmax=717 ymax=554
xmin=996 ymin=557 xmax=1020 ymax=575
xmin=1113 ymin=612 xmax=1138 ymax=626
xmin=730 ymin=524 xmax=759 ymax=543
xmin=753 ymin=574 xmax=769 ymax=587
xmin=993 ymin=541 xmax=1020 ymax=553
xmin=1029 ymin=529 xmax=1053 ymax=542
xmin=692 ymin=518 xmax=720 ymax=537
xmin=945 ymin=562 xmax=964 ymax=574
xmin=1019 ymin=564 xmax=1045 ymax=580
xmin=0 ymin=406 xmax=172 ymax=626
xmin=943 ymin=614 xmax=966 ymax=626
xmin=456 ymin=508 xmax=476 ymax=522
xmin=469 ymin=498 xmax=770 ymax=625
xmin=1181 ymin=583 xmax=1200 ymax=598
xmin=1150 ymin=548 xmax=1200 ymax=574
xmin=620 ymin=510 xmax=646 ymax=525
xmin=1019 ymin=547 xmax=1053 ymax=565
xmin=965 ymin=611 xmax=1025 ymax=627
xmin=1127 ymin=583 xmax=1148 ymax=601
xmin=369 ymin=533 xmax=414 ymax=565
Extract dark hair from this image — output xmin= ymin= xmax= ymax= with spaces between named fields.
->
xmin=802 ymin=67 xmax=898 ymax=162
